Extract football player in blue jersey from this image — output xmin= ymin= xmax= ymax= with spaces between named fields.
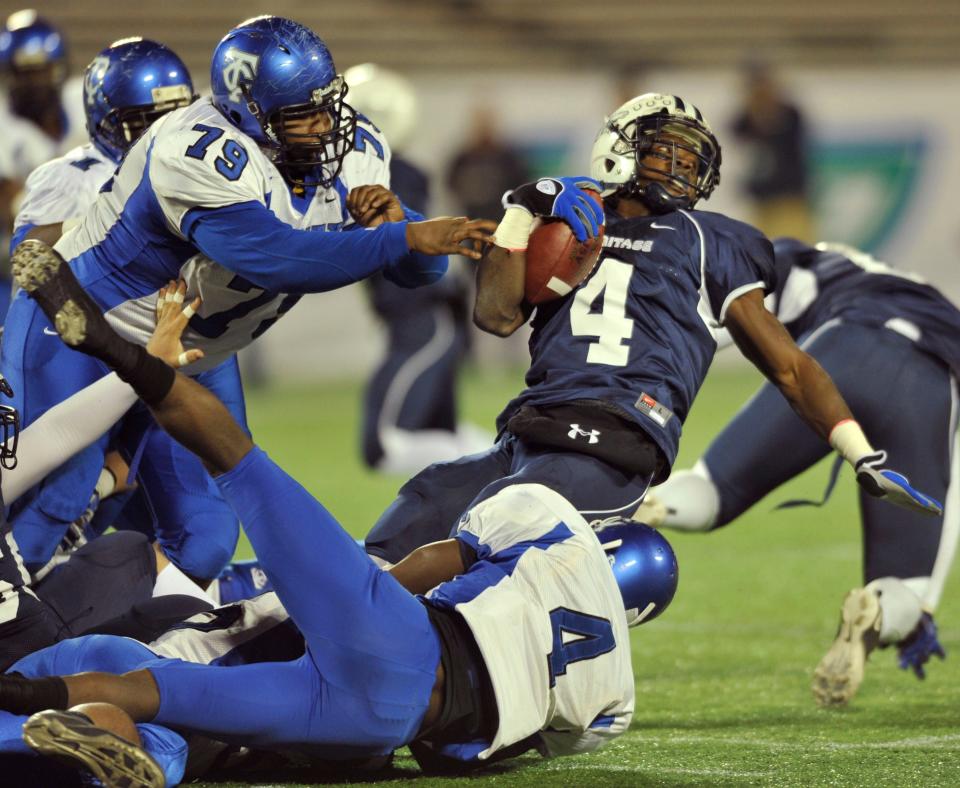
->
xmin=0 ymin=247 xmax=678 ymax=783
xmin=363 ymin=93 xmax=941 ymax=568
xmin=346 ymin=63 xmax=489 ymax=475
xmin=12 ymin=36 xmax=196 ymax=251
xmin=640 ymin=238 xmax=960 ymax=705
xmin=2 ymin=16 xmax=494 ymax=586
xmin=0 ymin=10 xmax=81 ymax=321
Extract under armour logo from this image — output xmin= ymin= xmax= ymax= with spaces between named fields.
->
xmin=568 ymin=423 xmax=600 ymax=444
xmin=84 ymin=55 xmax=110 ymax=105
xmin=222 ymin=48 xmax=260 ymax=103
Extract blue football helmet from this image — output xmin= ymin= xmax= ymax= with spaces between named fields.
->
xmin=0 ymin=9 xmax=66 ymax=75
xmin=210 ymin=15 xmax=356 ymax=187
xmin=0 ymin=10 xmax=67 ymax=123
xmin=595 ymin=519 xmax=679 ymax=627
xmin=84 ymin=37 xmax=196 ymax=164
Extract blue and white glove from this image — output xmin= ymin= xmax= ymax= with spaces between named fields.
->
xmin=855 ymin=451 xmax=943 ymax=516
xmin=830 ymin=421 xmax=943 ymax=516
xmin=503 ymin=176 xmax=604 ymax=242
xmin=897 ymin=612 xmax=946 ymax=679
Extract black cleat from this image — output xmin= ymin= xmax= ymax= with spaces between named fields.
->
xmin=12 ymin=239 xmax=114 ymax=353
xmin=22 ymin=709 xmax=165 ymax=788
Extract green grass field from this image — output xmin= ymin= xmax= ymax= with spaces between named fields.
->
xmin=210 ymin=365 xmax=960 ymax=787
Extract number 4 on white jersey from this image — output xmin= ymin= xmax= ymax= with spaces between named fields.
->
xmin=569 ymin=257 xmax=634 ymax=366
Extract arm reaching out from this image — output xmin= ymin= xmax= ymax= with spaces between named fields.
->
xmin=725 ymin=289 xmax=942 ymax=515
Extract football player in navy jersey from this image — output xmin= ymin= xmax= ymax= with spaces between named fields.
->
xmin=364 ymin=93 xmax=941 ymax=568
xmin=641 ymin=238 xmax=960 ymax=705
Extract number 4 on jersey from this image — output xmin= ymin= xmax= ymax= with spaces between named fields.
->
xmin=569 ymin=258 xmax=634 ymax=366
xmin=548 ymin=607 xmax=615 ymax=687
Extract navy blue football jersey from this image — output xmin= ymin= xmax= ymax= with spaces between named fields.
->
xmin=498 ymin=209 xmax=775 ymax=476
xmin=771 ymin=239 xmax=960 ymax=378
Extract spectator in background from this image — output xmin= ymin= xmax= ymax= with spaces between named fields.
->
xmin=732 ymin=63 xmax=815 ymax=242
xmin=346 ymin=64 xmax=490 ymax=475
xmin=447 ymin=106 xmax=530 ymax=222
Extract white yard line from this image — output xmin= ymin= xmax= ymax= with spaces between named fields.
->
xmin=636 ymin=733 xmax=960 ymax=751
xmin=543 ymin=763 xmax=771 ymax=778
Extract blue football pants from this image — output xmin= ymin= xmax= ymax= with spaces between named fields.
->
xmin=145 ymin=447 xmax=440 ymax=755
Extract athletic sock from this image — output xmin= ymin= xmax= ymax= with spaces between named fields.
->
xmin=113 ymin=346 xmax=176 ymax=409
xmin=0 ymin=674 xmax=68 ymax=715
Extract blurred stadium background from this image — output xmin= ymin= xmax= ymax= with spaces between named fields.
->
xmin=10 ymin=0 xmax=959 ymax=381
xmin=5 ymin=2 xmax=960 ymax=784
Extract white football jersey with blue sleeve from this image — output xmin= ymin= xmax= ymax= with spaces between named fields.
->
xmin=55 ymin=99 xmax=393 ymax=372
xmin=13 ymin=142 xmax=114 ymax=238
xmin=426 ymin=483 xmax=635 ymax=760
xmin=149 ymin=591 xmax=301 ymax=666
xmin=0 ymin=78 xmax=87 ymax=181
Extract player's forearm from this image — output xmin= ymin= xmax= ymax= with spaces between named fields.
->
xmin=186 ymin=202 xmax=411 ymax=294
xmin=384 ymin=249 xmax=448 ymax=288
xmin=474 ymin=245 xmax=528 ymax=336
xmin=388 ymin=539 xmax=467 ymax=595
xmin=774 ymin=351 xmax=853 ymax=442
xmin=22 ymin=222 xmax=64 ymax=248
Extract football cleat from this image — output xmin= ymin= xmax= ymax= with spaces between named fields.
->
xmin=812 ymin=587 xmax=881 ymax=707
xmin=12 ymin=240 xmax=116 ymax=354
xmin=631 ymin=494 xmax=669 ymax=528
xmin=22 ymin=709 xmax=165 ymax=788
xmin=12 ymin=240 xmax=89 ymax=347
xmin=898 ymin=612 xmax=946 ymax=679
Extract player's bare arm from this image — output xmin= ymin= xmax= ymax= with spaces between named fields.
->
xmin=23 ymin=223 xmax=63 ymax=247
xmin=474 ymin=245 xmax=530 ymax=336
xmin=725 ymin=288 xmax=851 ymax=440
xmin=405 ymin=217 xmax=497 ymax=261
xmin=726 ymin=288 xmax=941 ymax=515
xmin=388 ymin=538 xmax=468 ymax=595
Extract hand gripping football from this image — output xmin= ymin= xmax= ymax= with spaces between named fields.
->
xmin=524 ymin=190 xmax=605 ymax=304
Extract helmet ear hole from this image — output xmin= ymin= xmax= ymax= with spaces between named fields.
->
xmin=604 ymin=160 xmax=615 ymax=173
xmin=595 ymin=520 xmax=678 ymax=627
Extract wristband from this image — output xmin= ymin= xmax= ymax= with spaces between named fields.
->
xmin=829 ymin=419 xmax=875 ymax=466
xmin=492 ymin=207 xmax=535 ymax=251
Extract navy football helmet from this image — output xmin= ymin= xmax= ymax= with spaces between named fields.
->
xmin=210 ymin=15 xmax=356 ymax=187
xmin=0 ymin=10 xmax=67 ymax=123
xmin=591 ymin=93 xmax=721 ymax=214
xmin=595 ymin=519 xmax=678 ymax=627
xmin=84 ymin=38 xmax=195 ymax=164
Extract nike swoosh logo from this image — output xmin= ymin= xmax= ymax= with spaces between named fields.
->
xmin=43 ymin=327 xmax=59 ymax=336
xmin=650 ymin=222 xmax=676 ymax=231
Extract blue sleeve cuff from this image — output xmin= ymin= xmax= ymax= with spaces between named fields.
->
xmin=9 ymin=223 xmax=34 ymax=256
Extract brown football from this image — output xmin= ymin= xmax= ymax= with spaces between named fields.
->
xmin=524 ymin=190 xmax=605 ymax=304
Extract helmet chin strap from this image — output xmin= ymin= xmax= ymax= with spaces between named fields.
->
xmin=636 ymin=182 xmax=690 ymax=215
